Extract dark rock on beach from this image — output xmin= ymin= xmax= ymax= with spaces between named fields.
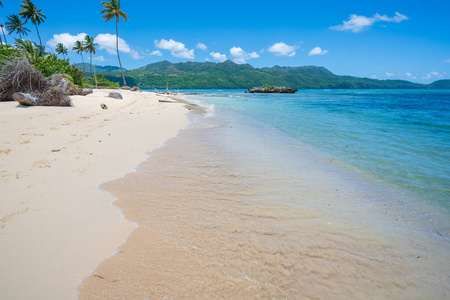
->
xmin=108 ymin=92 xmax=123 ymax=99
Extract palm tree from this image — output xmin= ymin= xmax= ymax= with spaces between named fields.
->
xmin=19 ymin=0 xmax=46 ymax=50
xmin=0 ymin=24 xmax=7 ymax=45
xmin=6 ymin=14 xmax=31 ymax=38
xmin=73 ymin=40 xmax=86 ymax=72
xmin=101 ymin=0 xmax=128 ymax=86
xmin=55 ymin=43 xmax=68 ymax=59
xmin=83 ymin=35 xmax=97 ymax=75
xmin=14 ymin=38 xmax=41 ymax=61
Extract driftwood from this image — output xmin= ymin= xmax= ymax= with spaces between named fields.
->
xmin=248 ymin=86 xmax=298 ymax=93
xmin=12 ymin=92 xmax=39 ymax=106
xmin=13 ymin=90 xmax=73 ymax=107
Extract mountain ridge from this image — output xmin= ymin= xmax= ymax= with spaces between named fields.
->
xmin=84 ymin=60 xmax=449 ymax=89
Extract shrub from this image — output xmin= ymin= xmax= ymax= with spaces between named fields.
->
xmin=0 ymin=57 xmax=49 ymax=101
xmin=34 ymin=54 xmax=83 ymax=86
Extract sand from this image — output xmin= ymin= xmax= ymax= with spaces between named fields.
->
xmin=0 ymin=89 xmax=191 ymax=300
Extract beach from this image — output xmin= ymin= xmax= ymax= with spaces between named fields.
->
xmin=0 ymin=89 xmax=191 ymax=299
xmin=1 ymin=89 xmax=449 ymax=299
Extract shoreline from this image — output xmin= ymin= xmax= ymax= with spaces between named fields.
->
xmin=0 ymin=89 xmax=191 ymax=299
xmin=77 ymin=94 xmax=449 ymax=298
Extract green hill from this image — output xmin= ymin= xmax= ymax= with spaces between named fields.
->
xmin=96 ymin=60 xmax=446 ymax=89
xmin=75 ymin=63 xmax=126 ymax=73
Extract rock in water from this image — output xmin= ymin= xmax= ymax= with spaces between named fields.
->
xmin=108 ymin=92 xmax=123 ymax=99
xmin=248 ymin=86 xmax=298 ymax=93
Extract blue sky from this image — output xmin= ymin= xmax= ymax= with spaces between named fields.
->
xmin=1 ymin=0 xmax=449 ymax=83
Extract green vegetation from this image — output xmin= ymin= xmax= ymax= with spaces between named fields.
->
xmin=82 ymin=74 xmax=120 ymax=88
xmin=101 ymin=0 xmax=129 ymax=86
xmin=94 ymin=60 xmax=446 ymax=89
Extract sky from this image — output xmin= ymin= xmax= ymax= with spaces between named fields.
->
xmin=1 ymin=0 xmax=449 ymax=83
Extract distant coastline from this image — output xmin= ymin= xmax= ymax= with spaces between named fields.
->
xmin=77 ymin=60 xmax=450 ymax=90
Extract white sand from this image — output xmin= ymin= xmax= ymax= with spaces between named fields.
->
xmin=0 ymin=89 xmax=190 ymax=300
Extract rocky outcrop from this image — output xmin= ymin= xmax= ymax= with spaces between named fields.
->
xmin=131 ymin=86 xmax=142 ymax=92
xmin=247 ymin=86 xmax=298 ymax=93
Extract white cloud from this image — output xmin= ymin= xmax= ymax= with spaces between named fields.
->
xmin=371 ymin=75 xmax=378 ymax=79
xmin=430 ymin=71 xmax=439 ymax=76
xmin=196 ymin=42 xmax=207 ymax=50
xmin=267 ymin=42 xmax=298 ymax=57
xmin=210 ymin=52 xmax=227 ymax=62
xmin=443 ymin=58 xmax=450 ymax=63
xmin=374 ymin=12 xmax=408 ymax=23
xmin=229 ymin=47 xmax=259 ymax=64
xmin=385 ymin=72 xmax=395 ymax=77
xmin=96 ymin=33 xmax=129 ymax=54
xmin=154 ymin=38 xmax=194 ymax=59
xmin=405 ymin=72 xmax=411 ymax=77
xmin=330 ymin=12 xmax=408 ymax=33
xmin=46 ymin=32 xmax=87 ymax=50
xmin=93 ymin=55 xmax=105 ymax=62
xmin=308 ymin=47 xmax=328 ymax=56
xmin=149 ymin=50 xmax=162 ymax=56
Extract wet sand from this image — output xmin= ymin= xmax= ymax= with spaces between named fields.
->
xmin=79 ymin=112 xmax=450 ymax=299
xmin=0 ymin=89 xmax=190 ymax=299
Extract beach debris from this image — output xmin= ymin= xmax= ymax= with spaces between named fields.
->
xmin=12 ymin=90 xmax=72 ymax=107
xmin=108 ymin=92 xmax=123 ymax=99
xmin=0 ymin=58 xmax=49 ymax=101
xmin=131 ymin=86 xmax=142 ymax=92
xmin=101 ymin=103 xmax=108 ymax=109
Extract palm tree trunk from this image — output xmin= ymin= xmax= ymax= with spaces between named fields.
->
xmin=90 ymin=52 xmax=92 ymax=75
xmin=0 ymin=33 xmax=2 ymax=45
xmin=35 ymin=23 xmax=42 ymax=50
xmin=81 ymin=53 xmax=85 ymax=73
xmin=116 ymin=19 xmax=127 ymax=86
xmin=1 ymin=28 xmax=7 ymax=45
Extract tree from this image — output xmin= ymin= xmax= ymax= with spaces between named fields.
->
xmin=73 ymin=40 xmax=85 ymax=72
xmin=55 ymin=43 xmax=68 ymax=59
xmin=19 ymin=0 xmax=46 ymax=50
xmin=101 ymin=0 xmax=128 ymax=86
xmin=6 ymin=14 xmax=31 ymax=39
xmin=0 ymin=24 xmax=7 ymax=45
xmin=83 ymin=35 xmax=97 ymax=75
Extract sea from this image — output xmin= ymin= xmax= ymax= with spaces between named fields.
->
xmin=83 ymin=89 xmax=450 ymax=298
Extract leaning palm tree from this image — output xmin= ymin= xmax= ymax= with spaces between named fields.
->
xmin=83 ymin=35 xmax=97 ymax=75
xmin=6 ymin=14 xmax=31 ymax=39
xmin=55 ymin=43 xmax=68 ymax=59
xmin=101 ymin=0 xmax=128 ymax=86
xmin=0 ymin=24 xmax=7 ymax=45
xmin=14 ymin=38 xmax=41 ymax=61
xmin=73 ymin=40 xmax=86 ymax=72
xmin=19 ymin=0 xmax=46 ymax=50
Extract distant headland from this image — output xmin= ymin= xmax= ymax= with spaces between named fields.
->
xmin=77 ymin=60 xmax=450 ymax=90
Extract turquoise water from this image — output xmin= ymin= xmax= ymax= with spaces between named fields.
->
xmin=177 ymin=89 xmax=450 ymax=210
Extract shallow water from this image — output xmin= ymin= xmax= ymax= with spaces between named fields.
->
xmin=79 ymin=100 xmax=450 ymax=299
